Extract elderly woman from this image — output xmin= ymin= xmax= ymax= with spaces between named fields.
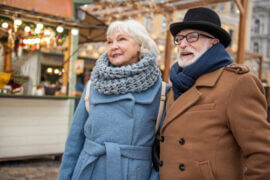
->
xmin=58 ymin=19 xmax=163 ymax=180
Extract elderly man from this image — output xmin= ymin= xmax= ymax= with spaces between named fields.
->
xmin=158 ymin=7 xmax=270 ymax=180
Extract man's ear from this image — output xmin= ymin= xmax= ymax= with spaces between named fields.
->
xmin=211 ymin=38 xmax=220 ymax=45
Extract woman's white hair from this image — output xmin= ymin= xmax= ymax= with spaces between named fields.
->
xmin=107 ymin=19 xmax=159 ymax=59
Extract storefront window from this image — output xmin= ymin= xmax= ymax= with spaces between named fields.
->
xmin=254 ymin=19 xmax=260 ymax=34
xmin=253 ymin=42 xmax=259 ymax=53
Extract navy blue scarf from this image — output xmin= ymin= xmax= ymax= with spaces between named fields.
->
xmin=170 ymin=43 xmax=233 ymax=100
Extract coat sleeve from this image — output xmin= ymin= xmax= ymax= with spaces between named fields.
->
xmin=226 ymin=73 xmax=270 ymax=179
xmin=58 ymin=86 xmax=89 ymax=180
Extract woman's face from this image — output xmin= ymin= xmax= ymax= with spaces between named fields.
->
xmin=107 ymin=31 xmax=141 ymax=66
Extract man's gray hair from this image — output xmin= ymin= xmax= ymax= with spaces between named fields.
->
xmin=107 ymin=19 xmax=159 ymax=59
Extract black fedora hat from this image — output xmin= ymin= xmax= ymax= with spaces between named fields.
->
xmin=170 ymin=7 xmax=231 ymax=47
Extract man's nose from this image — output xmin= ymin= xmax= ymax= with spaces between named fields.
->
xmin=178 ymin=38 xmax=188 ymax=49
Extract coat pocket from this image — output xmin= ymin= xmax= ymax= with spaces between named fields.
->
xmin=198 ymin=160 xmax=215 ymax=180
xmin=189 ymin=103 xmax=215 ymax=112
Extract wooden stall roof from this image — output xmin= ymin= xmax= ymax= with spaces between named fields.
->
xmin=78 ymin=9 xmax=107 ymax=44
xmin=0 ymin=4 xmax=107 ymax=43
xmin=85 ymin=0 xmax=232 ymax=22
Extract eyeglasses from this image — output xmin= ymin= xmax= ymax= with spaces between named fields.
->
xmin=174 ymin=32 xmax=214 ymax=45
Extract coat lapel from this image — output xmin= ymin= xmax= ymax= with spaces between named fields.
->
xmin=161 ymin=68 xmax=224 ymax=132
xmin=161 ymin=87 xmax=201 ymax=132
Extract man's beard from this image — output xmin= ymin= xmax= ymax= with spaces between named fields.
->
xmin=177 ymin=41 xmax=211 ymax=68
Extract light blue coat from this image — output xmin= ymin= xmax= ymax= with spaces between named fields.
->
xmin=58 ymin=79 xmax=162 ymax=180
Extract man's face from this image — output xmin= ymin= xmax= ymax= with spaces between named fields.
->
xmin=175 ymin=29 xmax=218 ymax=68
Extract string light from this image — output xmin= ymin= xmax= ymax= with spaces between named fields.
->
xmin=2 ymin=22 xmax=8 ymax=29
xmin=24 ymin=26 xmax=31 ymax=32
xmin=54 ymin=69 xmax=60 ymax=74
xmin=23 ymin=38 xmax=40 ymax=44
xmin=46 ymin=67 xmax=53 ymax=73
xmin=71 ymin=28 xmax=79 ymax=35
xmin=36 ymin=23 xmax=44 ymax=29
xmin=44 ymin=29 xmax=51 ymax=36
xmin=56 ymin=25 xmax=64 ymax=33
xmin=14 ymin=19 xmax=22 ymax=26
xmin=35 ymin=28 xmax=41 ymax=34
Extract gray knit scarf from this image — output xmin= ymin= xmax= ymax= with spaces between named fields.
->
xmin=91 ymin=53 xmax=160 ymax=95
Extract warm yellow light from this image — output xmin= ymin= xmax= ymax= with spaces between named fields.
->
xmin=160 ymin=64 xmax=165 ymax=71
xmin=47 ymin=67 xmax=53 ymax=73
xmin=98 ymin=46 xmax=106 ymax=53
xmin=44 ymin=37 xmax=50 ymax=44
xmin=44 ymin=29 xmax=51 ymax=36
xmin=54 ymin=69 xmax=60 ymax=74
xmin=93 ymin=52 xmax=99 ymax=59
xmin=35 ymin=28 xmax=41 ymax=34
xmin=24 ymin=26 xmax=31 ymax=33
xmin=56 ymin=26 xmax=64 ymax=33
xmin=158 ymin=45 xmax=164 ymax=52
xmin=71 ymin=28 xmax=79 ymax=36
xmin=14 ymin=19 xmax=22 ymax=26
xmin=87 ymin=45 xmax=93 ymax=51
xmin=2 ymin=22 xmax=8 ymax=29
xmin=36 ymin=23 xmax=43 ymax=29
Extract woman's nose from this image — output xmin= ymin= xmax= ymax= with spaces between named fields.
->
xmin=111 ymin=41 xmax=119 ymax=49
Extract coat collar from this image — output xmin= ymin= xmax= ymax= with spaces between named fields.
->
xmin=90 ymin=78 xmax=161 ymax=105
xmin=161 ymin=67 xmax=224 ymax=133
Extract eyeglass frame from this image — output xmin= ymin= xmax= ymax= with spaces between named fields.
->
xmin=174 ymin=32 xmax=215 ymax=45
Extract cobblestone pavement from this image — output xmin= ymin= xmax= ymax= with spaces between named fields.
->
xmin=0 ymin=157 xmax=61 ymax=180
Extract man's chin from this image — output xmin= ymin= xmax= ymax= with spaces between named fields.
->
xmin=178 ymin=58 xmax=196 ymax=68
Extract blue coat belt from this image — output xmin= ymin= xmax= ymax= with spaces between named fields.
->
xmin=73 ymin=139 xmax=152 ymax=180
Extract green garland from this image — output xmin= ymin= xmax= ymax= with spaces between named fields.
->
xmin=0 ymin=15 xmax=68 ymax=39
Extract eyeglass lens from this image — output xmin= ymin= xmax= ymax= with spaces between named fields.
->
xmin=174 ymin=32 xmax=199 ymax=44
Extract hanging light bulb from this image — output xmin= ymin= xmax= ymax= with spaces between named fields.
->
xmin=56 ymin=25 xmax=64 ymax=33
xmin=71 ymin=28 xmax=79 ymax=36
xmin=24 ymin=26 xmax=31 ymax=33
xmin=35 ymin=28 xmax=41 ymax=34
xmin=44 ymin=29 xmax=51 ymax=36
xmin=47 ymin=67 xmax=53 ymax=74
xmin=14 ymin=19 xmax=22 ymax=26
xmin=54 ymin=69 xmax=60 ymax=74
xmin=36 ymin=23 xmax=43 ymax=29
xmin=2 ymin=22 xmax=8 ymax=29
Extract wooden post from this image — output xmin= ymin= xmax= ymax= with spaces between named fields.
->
xmin=63 ymin=32 xmax=71 ymax=95
xmin=3 ymin=42 xmax=12 ymax=73
xmin=258 ymin=55 xmax=263 ymax=80
xmin=236 ymin=0 xmax=248 ymax=64
xmin=163 ymin=28 xmax=172 ymax=82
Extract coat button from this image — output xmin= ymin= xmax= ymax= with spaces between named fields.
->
xmin=160 ymin=136 xmax=165 ymax=142
xmin=159 ymin=161 xmax=163 ymax=167
xmin=179 ymin=138 xmax=185 ymax=145
xmin=179 ymin=164 xmax=185 ymax=171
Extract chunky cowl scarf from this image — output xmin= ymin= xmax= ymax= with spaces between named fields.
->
xmin=91 ymin=53 xmax=160 ymax=95
xmin=170 ymin=43 xmax=233 ymax=100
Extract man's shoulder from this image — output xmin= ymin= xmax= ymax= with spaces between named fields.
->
xmin=222 ymin=63 xmax=262 ymax=86
xmin=223 ymin=63 xmax=250 ymax=74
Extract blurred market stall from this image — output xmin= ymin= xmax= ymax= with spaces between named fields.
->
xmin=0 ymin=0 xmax=106 ymax=161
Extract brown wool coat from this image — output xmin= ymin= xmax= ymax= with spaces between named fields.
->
xmin=159 ymin=65 xmax=270 ymax=180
